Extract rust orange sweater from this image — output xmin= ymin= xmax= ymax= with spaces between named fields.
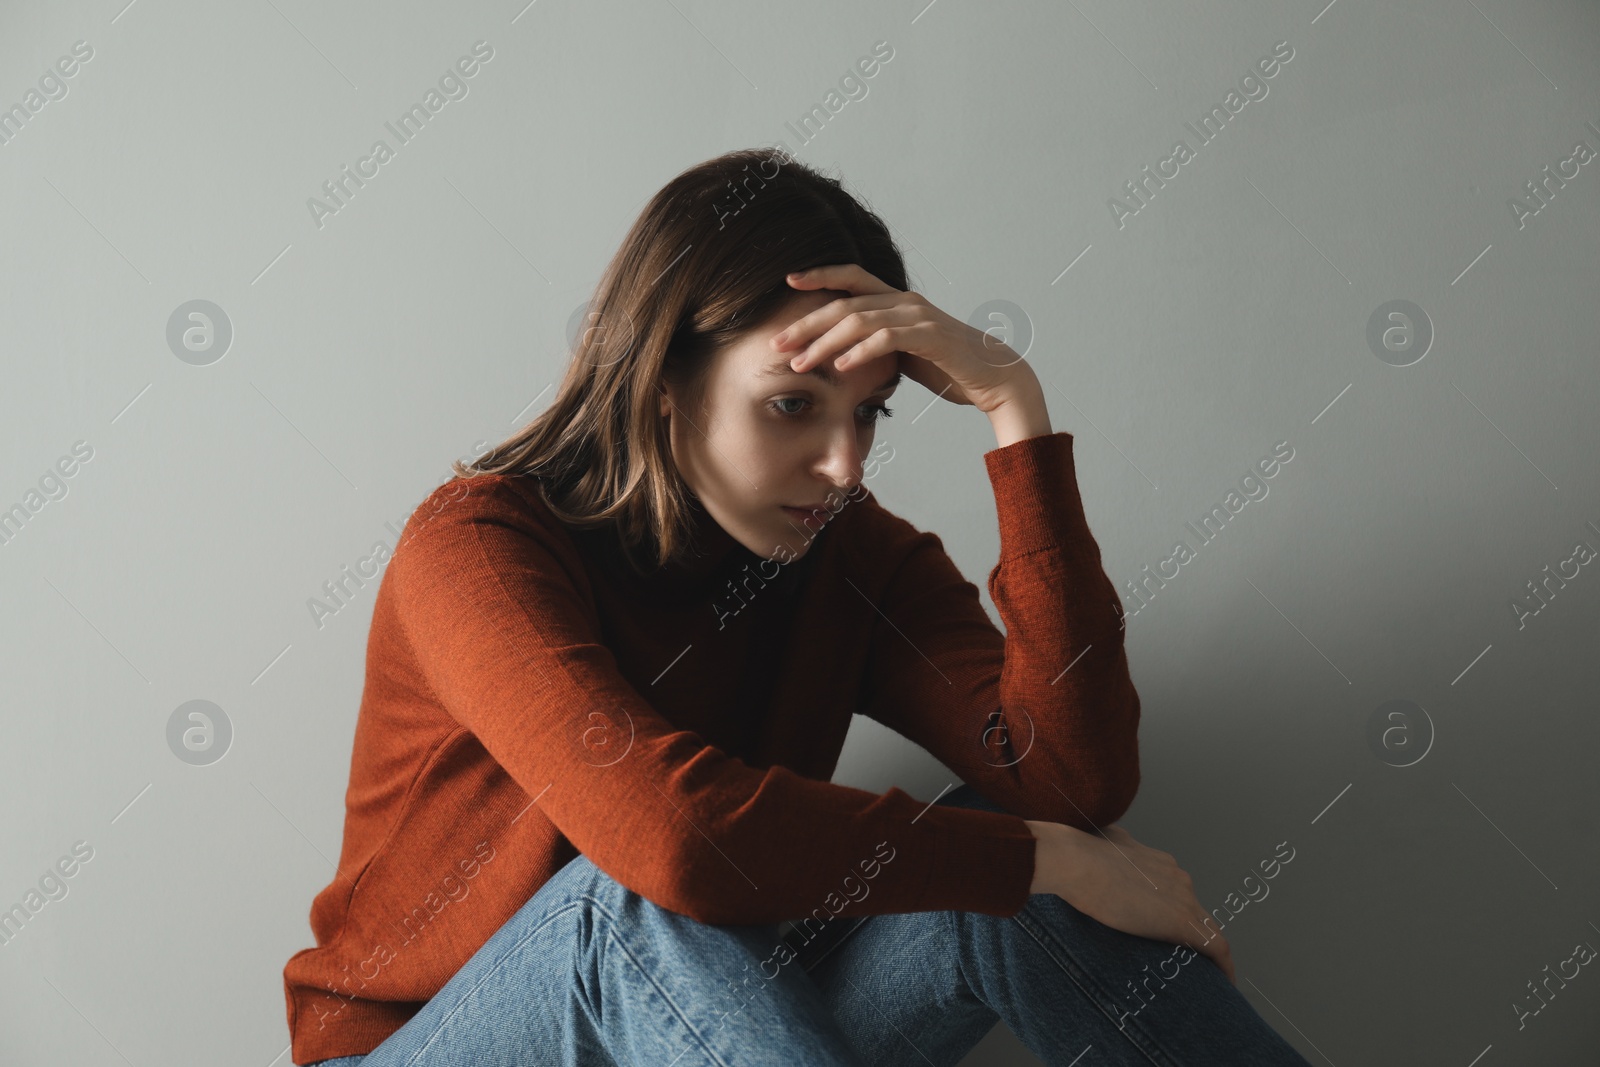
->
xmin=281 ymin=430 xmax=1141 ymax=1064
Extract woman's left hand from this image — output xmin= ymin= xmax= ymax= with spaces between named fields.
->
xmin=770 ymin=264 xmax=1036 ymax=415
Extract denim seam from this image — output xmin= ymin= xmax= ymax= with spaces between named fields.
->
xmin=945 ymin=907 xmax=971 ymax=995
xmin=596 ymin=919 xmax=736 ymax=1067
xmin=398 ymin=900 xmax=585 ymax=1065
xmin=396 ymin=893 xmax=733 ymax=1067
xmin=1008 ymin=904 xmax=1175 ymax=1067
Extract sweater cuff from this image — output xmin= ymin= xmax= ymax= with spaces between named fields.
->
xmin=982 ymin=431 xmax=1095 ymax=563
xmin=910 ymin=803 xmax=1038 ymax=918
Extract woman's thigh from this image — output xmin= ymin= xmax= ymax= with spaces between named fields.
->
xmin=316 ymin=850 xmax=864 ymax=1067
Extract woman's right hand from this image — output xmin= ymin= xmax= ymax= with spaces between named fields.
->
xmin=1025 ymin=819 xmax=1236 ymax=985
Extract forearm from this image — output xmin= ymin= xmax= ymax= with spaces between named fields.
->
xmin=984 ymin=369 xmax=1053 ymax=448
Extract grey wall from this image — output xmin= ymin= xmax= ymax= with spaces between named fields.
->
xmin=2 ymin=0 xmax=1597 ymax=1063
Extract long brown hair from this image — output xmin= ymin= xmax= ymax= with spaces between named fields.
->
xmin=450 ymin=147 xmax=912 ymax=575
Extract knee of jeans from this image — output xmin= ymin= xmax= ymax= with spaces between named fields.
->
xmin=548 ymin=851 xmax=744 ymax=957
xmin=534 ymin=851 xmax=633 ymax=921
xmin=548 ymin=850 xmax=646 ymax=913
xmin=556 ymin=851 xmax=718 ymax=927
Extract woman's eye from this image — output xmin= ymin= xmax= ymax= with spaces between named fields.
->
xmin=768 ymin=398 xmax=894 ymax=423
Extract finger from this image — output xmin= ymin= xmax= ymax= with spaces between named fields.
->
xmin=1210 ymin=943 xmax=1236 ymax=985
xmin=830 ymin=326 xmax=919 ymax=376
xmin=1191 ymin=921 xmax=1234 ymax=983
xmin=794 ymin=305 xmax=923 ymax=372
xmin=778 ymin=294 xmax=903 ymax=366
xmin=783 ymin=263 xmax=897 ymax=297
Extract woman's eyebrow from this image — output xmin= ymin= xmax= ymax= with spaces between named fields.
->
xmin=759 ymin=356 xmax=902 ymax=394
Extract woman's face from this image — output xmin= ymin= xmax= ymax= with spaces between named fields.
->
xmin=659 ymin=289 xmax=903 ymax=561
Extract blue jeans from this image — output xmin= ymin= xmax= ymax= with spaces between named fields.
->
xmin=307 ymin=784 xmax=1312 ymax=1066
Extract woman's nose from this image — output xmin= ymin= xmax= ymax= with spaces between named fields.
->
xmin=815 ymin=428 xmax=866 ymax=492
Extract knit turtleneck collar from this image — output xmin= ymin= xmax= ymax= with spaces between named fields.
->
xmin=595 ymin=497 xmax=821 ymax=602
xmin=667 ymin=498 xmax=747 ymax=583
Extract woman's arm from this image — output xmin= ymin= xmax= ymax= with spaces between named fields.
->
xmin=385 ymin=476 xmax=1044 ymax=927
xmin=844 ymin=424 xmax=1141 ymax=832
xmin=980 ymin=372 xmax=1226 ymax=978
xmin=776 ymin=263 xmax=1141 ymax=832
xmin=875 ymin=311 xmax=1225 ymax=979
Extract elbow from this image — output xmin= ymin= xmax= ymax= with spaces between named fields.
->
xmin=1038 ymin=691 xmax=1142 ymax=832
xmin=659 ymin=877 xmax=722 ymax=925
xmin=656 ymin=839 xmax=745 ymax=926
xmin=662 ymin=882 xmax=753 ymax=928
xmin=1075 ymin=736 xmax=1141 ymax=829
xmin=1051 ymin=772 xmax=1137 ymax=834
xmin=1091 ymin=761 xmax=1140 ymax=827
xmin=666 ymin=893 xmax=740 ymax=927
xmin=1094 ymin=682 xmax=1141 ymax=825
xmin=580 ymin=834 xmax=725 ymax=924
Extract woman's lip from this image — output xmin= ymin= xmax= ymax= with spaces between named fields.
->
xmin=781 ymin=505 xmax=833 ymax=524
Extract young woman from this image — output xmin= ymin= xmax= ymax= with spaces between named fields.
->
xmin=282 ymin=148 xmax=1312 ymax=1066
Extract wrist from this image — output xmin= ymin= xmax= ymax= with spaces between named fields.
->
xmin=984 ymin=374 xmax=1052 ymax=448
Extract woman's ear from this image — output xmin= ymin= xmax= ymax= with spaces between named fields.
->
xmin=657 ymin=384 xmax=671 ymax=419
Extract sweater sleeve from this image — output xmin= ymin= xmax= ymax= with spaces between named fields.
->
xmin=385 ymin=476 xmax=1040 ymax=926
xmin=856 ymin=431 xmax=1142 ymax=835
